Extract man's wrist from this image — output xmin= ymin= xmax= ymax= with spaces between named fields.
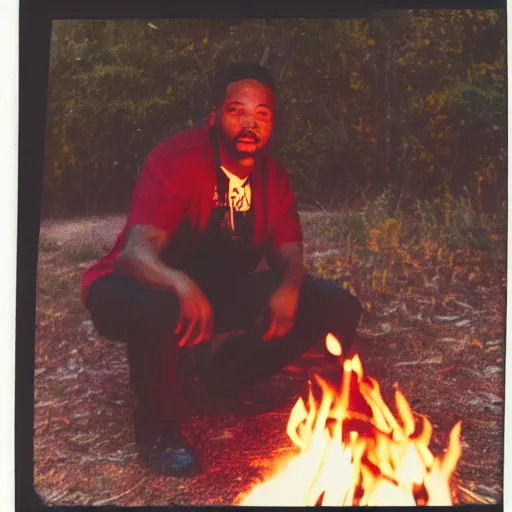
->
xmin=165 ymin=268 xmax=193 ymax=295
xmin=279 ymin=265 xmax=305 ymax=291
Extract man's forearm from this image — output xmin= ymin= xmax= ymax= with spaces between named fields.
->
xmin=115 ymin=246 xmax=186 ymax=294
xmin=276 ymin=242 xmax=306 ymax=290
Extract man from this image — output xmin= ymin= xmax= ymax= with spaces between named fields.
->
xmin=82 ymin=62 xmax=363 ymax=477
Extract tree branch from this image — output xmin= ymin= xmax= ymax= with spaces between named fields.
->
xmin=259 ymin=45 xmax=270 ymax=67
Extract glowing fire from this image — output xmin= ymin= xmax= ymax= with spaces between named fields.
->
xmin=238 ymin=334 xmax=462 ymax=506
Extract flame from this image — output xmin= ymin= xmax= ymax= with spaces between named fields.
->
xmin=238 ymin=334 xmax=461 ymax=506
xmin=326 ymin=333 xmax=342 ymax=356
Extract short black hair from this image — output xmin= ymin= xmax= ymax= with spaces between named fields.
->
xmin=210 ymin=62 xmax=276 ymax=107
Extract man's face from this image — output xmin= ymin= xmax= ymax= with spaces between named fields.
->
xmin=216 ymin=79 xmax=276 ymax=165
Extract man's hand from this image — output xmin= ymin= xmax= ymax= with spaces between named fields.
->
xmin=173 ymin=272 xmax=214 ymax=347
xmin=262 ymin=241 xmax=304 ymax=340
xmin=263 ymin=285 xmax=300 ymax=340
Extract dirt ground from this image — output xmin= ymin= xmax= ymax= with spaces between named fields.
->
xmin=34 ymin=213 xmax=506 ymax=506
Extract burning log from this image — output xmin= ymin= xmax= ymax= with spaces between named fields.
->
xmin=237 ymin=334 xmax=462 ymax=506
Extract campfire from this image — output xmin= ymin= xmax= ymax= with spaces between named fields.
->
xmin=238 ymin=334 xmax=462 ymax=506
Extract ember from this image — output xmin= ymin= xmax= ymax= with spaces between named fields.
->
xmin=238 ymin=334 xmax=462 ymax=506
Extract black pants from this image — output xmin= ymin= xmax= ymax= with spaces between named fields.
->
xmin=85 ymin=270 xmax=363 ymax=436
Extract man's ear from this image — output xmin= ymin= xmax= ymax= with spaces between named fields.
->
xmin=208 ymin=106 xmax=217 ymax=127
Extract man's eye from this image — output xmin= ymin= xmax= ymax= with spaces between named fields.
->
xmin=256 ymin=110 xmax=271 ymax=120
xmin=228 ymin=107 xmax=242 ymax=114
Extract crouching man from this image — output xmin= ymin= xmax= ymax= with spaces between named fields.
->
xmin=82 ymin=62 xmax=363 ymax=477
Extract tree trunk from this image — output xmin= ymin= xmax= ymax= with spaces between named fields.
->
xmin=264 ymin=25 xmax=295 ymax=79
xmin=259 ymin=45 xmax=270 ymax=67
xmin=383 ymin=37 xmax=392 ymax=175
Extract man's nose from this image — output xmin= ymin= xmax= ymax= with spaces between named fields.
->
xmin=241 ymin=113 xmax=257 ymax=128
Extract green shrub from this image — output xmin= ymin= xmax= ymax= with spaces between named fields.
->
xmin=326 ymin=211 xmax=367 ymax=246
xmin=363 ymin=188 xmax=395 ymax=227
xmin=405 ymin=199 xmax=440 ymax=244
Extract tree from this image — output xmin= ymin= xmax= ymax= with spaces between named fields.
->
xmin=42 ymin=12 xmax=506 ymax=219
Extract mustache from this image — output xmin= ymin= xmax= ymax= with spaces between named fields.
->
xmin=234 ymin=130 xmax=260 ymax=142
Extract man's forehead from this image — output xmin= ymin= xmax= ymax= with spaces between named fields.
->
xmin=224 ymin=79 xmax=275 ymax=104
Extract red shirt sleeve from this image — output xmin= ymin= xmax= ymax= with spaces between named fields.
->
xmin=126 ymin=148 xmax=191 ymax=236
xmin=271 ymin=170 xmax=303 ymax=251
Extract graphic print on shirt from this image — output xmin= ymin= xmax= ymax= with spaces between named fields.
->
xmin=213 ymin=166 xmax=252 ymax=236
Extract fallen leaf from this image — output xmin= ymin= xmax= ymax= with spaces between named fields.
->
xmin=434 ymin=315 xmax=460 ymax=322
xmin=453 ymin=299 xmax=475 ymax=310
xmin=465 ymin=368 xmax=483 ymax=379
xmin=439 ymin=337 xmax=460 ymax=343
xmin=478 ymin=391 xmax=503 ymax=404
xmin=484 ymin=366 xmax=503 ymax=376
xmin=35 ymin=399 xmax=69 ymax=408
xmin=436 ymin=364 xmax=457 ymax=373
xmin=53 ymin=416 xmax=70 ymax=425
xmin=442 ymin=294 xmax=457 ymax=305
xmin=472 ymin=339 xmax=484 ymax=349
xmin=418 ymin=357 xmax=443 ymax=365
xmin=395 ymin=360 xmax=421 ymax=366
xmin=373 ymin=323 xmax=393 ymax=337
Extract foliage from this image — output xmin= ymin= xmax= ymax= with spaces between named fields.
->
xmin=313 ymin=184 xmax=505 ymax=299
xmin=363 ymin=188 xmax=395 ymax=227
xmin=407 ymin=199 xmax=440 ymax=243
xmin=43 ymin=12 xmax=506 ymax=218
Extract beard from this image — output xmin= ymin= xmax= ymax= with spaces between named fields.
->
xmin=222 ymin=129 xmax=265 ymax=159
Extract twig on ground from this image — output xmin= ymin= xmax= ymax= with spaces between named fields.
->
xmin=453 ymin=299 xmax=475 ymax=310
xmin=458 ymin=485 xmax=495 ymax=504
xmin=81 ymin=453 xmax=137 ymax=464
xmin=394 ymin=359 xmax=422 ymax=366
xmin=91 ymin=476 xmax=149 ymax=506
xmin=35 ymin=399 xmax=70 ymax=408
xmin=44 ymin=406 xmax=52 ymax=434
xmin=314 ymin=200 xmax=329 ymax=215
xmin=45 ymin=486 xmax=74 ymax=504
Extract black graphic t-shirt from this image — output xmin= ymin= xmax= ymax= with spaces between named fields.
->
xmin=182 ymin=165 xmax=259 ymax=285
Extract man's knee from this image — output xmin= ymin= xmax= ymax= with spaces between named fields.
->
xmin=86 ymin=273 xmax=180 ymax=343
xmin=304 ymin=276 xmax=362 ymax=313
xmin=300 ymin=276 xmax=363 ymax=345
xmin=336 ymin=288 xmax=364 ymax=324
xmin=323 ymin=285 xmax=363 ymax=338
xmin=130 ymin=288 xmax=180 ymax=343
